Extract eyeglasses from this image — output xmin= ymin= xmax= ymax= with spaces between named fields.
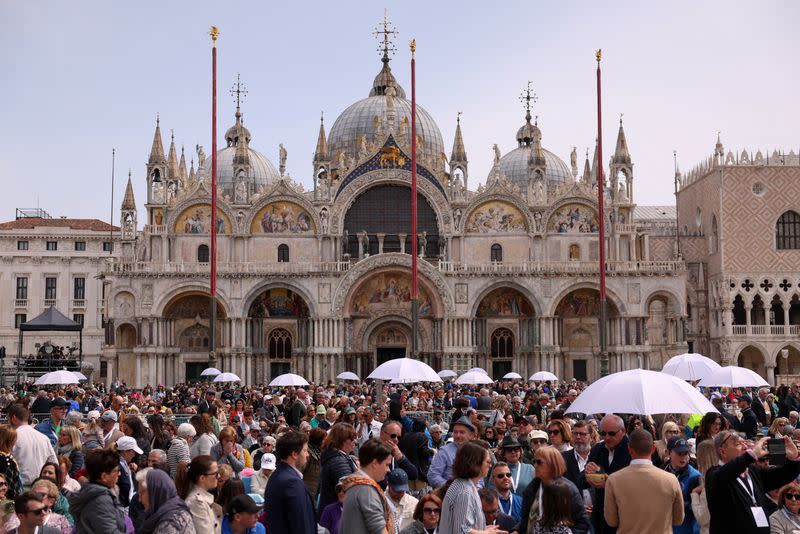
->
xmin=786 ymin=494 xmax=800 ymax=500
xmin=0 ymin=482 xmax=7 ymax=488
xmin=532 ymin=439 xmax=548 ymax=445
xmin=600 ymin=430 xmax=619 ymax=437
xmin=206 ymin=470 xmax=220 ymax=478
xmin=533 ymin=459 xmax=545 ymax=466
xmin=548 ymin=429 xmax=561 ymax=435
xmin=719 ymin=433 xmax=739 ymax=448
xmin=26 ymin=507 xmax=50 ymax=516
xmin=494 ymin=472 xmax=512 ymax=478
xmin=423 ymin=508 xmax=441 ymax=514
xmin=572 ymin=431 xmax=589 ymax=437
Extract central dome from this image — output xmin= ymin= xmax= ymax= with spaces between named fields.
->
xmin=493 ymin=114 xmax=572 ymax=188
xmin=327 ymin=60 xmax=445 ymax=168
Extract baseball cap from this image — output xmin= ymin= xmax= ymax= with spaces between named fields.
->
xmin=116 ymin=436 xmax=143 ymax=455
xmin=87 ymin=410 xmax=101 ymax=420
xmin=710 ymin=392 xmax=723 ymax=401
xmin=226 ymin=494 xmax=261 ymax=516
xmin=316 ymin=405 xmax=327 ymax=415
xmin=667 ymin=437 xmax=691 ymax=454
xmin=528 ymin=430 xmax=549 ymax=442
xmin=738 ymin=394 xmax=752 ymax=403
xmin=250 ymin=422 xmax=261 ymax=431
xmin=260 ymin=453 xmax=276 ymax=470
xmin=387 ymin=468 xmax=409 ymax=492
xmin=50 ymin=398 xmax=69 ymax=409
xmin=345 ymin=407 xmax=356 ymax=415
xmin=100 ymin=410 xmax=118 ymax=422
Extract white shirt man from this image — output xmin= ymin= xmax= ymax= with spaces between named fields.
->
xmin=9 ymin=405 xmax=57 ymax=487
xmin=356 ymin=408 xmax=383 ymax=446
xmin=385 ymin=468 xmax=418 ymax=531
xmin=250 ymin=453 xmax=276 ymax=495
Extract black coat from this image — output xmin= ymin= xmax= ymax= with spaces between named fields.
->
xmin=578 ymin=436 xmax=632 ymax=534
xmin=736 ymin=408 xmax=759 ymax=438
xmin=264 ymin=461 xmax=317 ymax=534
xmin=706 ymin=452 xmax=800 ymax=534
xmin=516 ymin=476 xmax=590 ymax=534
xmin=398 ymin=432 xmax=432 ymax=481
xmin=561 ymin=448 xmax=584 ymax=487
xmin=751 ymin=398 xmax=768 ymax=427
xmin=318 ymin=447 xmax=357 ymax=517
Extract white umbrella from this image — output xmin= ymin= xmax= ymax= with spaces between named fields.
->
xmin=697 ymin=365 xmax=770 ymax=388
xmin=456 ymin=371 xmax=495 ymax=385
xmin=468 ymin=367 xmax=490 ymax=375
xmin=368 ymin=358 xmax=442 ymax=384
xmin=661 ymin=353 xmax=720 ymax=381
xmin=503 ymin=372 xmax=523 ymax=380
xmin=565 ymin=368 xmax=719 ymax=416
xmin=34 ymin=370 xmax=79 ymax=385
xmin=200 ymin=367 xmax=222 ymax=377
xmin=530 ymin=371 xmax=559 ymax=382
xmin=336 ymin=371 xmax=360 ymax=381
xmin=213 ymin=372 xmax=241 ymax=383
xmin=438 ymin=370 xmax=458 ymax=379
xmin=72 ymin=371 xmax=88 ymax=381
xmin=270 ymin=373 xmax=310 ymax=386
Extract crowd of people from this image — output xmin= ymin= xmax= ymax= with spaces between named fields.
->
xmin=0 ymin=377 xmax=799 ymax=533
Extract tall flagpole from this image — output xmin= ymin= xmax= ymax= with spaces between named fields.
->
xmin=410 ymin=39 xmax=419 ymax=359
xmin=595 ymin=50 xmax=609 ymax=377
xmin=109 ymin=148 xmax=115 ymax=253
xmin=209 ymin=26 xmax=219 ymax=367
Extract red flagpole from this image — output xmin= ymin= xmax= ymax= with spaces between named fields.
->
xmin=410 ymin=40 xmax=419 ymax=359
xmin=210 ymin=26 xmax=219 ymax=366
xmin=596 ymin=49 xmax=609 ymax=377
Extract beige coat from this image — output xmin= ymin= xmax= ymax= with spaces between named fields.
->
xmin=604 ymin=462 xmax=684 ymax=534
xmin=185 ymin=485 xmax=219 ymax=534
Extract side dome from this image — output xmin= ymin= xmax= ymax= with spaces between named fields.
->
xmin=327 ymin=59 xmax=445 ymax=169
xmin=497 ymin=146 xmax=571 ymax=188
xmin=203 ymin=146 xmax=280 ymax=190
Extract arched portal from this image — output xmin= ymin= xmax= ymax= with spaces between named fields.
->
xmin=554 ymin=288 xmax=621 ymax=381
xmin=737 ymin=345 xmax=767 ymax=378
xmin=776 ymin=345 xmax=800 ymax=376
xmin=247 ymin=288 xmax=310 ymax=382
xmin=368 ymin=322 xmax=411 ymax=364
xmin=164 ymin=292 xmax=228 ymax=382
xmin=474 ymin=287 xmax=535 ymax=379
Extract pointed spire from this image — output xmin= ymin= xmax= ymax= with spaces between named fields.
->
xmin=590 ymin=138 xmax=599 ymax=182
xmin=450 ymin=112 xmax=467 ymax=163
xmin=189 ymin=158 xmax=196 ymax=182
xmin=613 ymin=114 xmax=631 ymax=165
xmin=715 ymin=131 xmax=724 ymax=159
xmin=582 ymin=148 xmax=591 ymax=183
xmin=314 ymin=112 xmax=329 ymax=162
xmin=233 ymin=117 xmax=250 ymax=167
xmin=167 ymin=130 xmax=179 ymax=178
xmin=121 ymin=171 xmax=136 ymax=210
xmin=179 ymin=146 xmax=188 ymax=181
xmin=148 ymin=115 xmax=166 ymax=165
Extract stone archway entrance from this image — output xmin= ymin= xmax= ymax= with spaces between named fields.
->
xmin=369 ymin=323 xmax=410 ymax=364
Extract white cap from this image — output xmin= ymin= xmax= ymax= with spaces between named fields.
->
xmin=116 ymin=436 xmax=143 ymax=455
xmin=261 ymin=453 xmax=276 ymax=470
xmin=87 ymin=410 xmax=101 ymax=420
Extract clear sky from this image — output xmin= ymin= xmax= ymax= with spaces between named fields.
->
xmin=2 ymin=1 xmax=798 ymax=223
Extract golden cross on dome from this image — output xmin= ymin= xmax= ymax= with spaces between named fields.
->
xmin=230 ymin=74 xmax=248 ymax=109
xmin=373 ymin=9 xmax=398 ymax=62
xmin=519 ymin=81 xmax=538 ymax=116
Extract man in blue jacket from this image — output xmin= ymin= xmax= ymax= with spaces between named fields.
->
xmin=263 ymin=431 xmax=317 ymax=534
xmin=35 ymin=397 xmax=68 ymax=449
xmin=664 ymin=437 xmax=701 ymax=534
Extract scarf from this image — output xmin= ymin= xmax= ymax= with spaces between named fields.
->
xmin=139 ymin=470 xmax=190 ymax=534
xmin=342 ymin=473 xmax=395 ymax=534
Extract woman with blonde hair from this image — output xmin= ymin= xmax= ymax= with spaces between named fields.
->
xmin=690 ymin=438 xmax=719 ymax=534
xmin=57 ymin=426 xmax=85 ymax=476
xmin=655 ymin=421 xmax=682 ymax=463
xmin=770 ymin=417 xmax=791 ymax=437
xmin=546 ymin=419 xmax=573 ymax=453
xmin=516 ymin=446 xmax=590 ymax=534
xmin=31 ymin=478 xmax=71 ymax=534
xmin=769 ymin=481 xmax=800 ymax=533
xmin=0 ymin=425 xmax=21 ymax=500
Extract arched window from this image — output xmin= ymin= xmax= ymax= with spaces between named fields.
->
xmin=197 ymin=244 xmax=210 ymax=263
xmin=490 ymin=243 xmax=503 ymax=262
xmin=491 ymin=328 xmax=514 ymax=359
xmin=569 ymin=244 xmax=580 ymax=261
xmin=278 ymin=244 xmax=289 ymax=262
xmin=776 ymin=211 xmax=800 ymax=250
xmin=268 ymin=328 xmax=292 ymax=359
xmin=710 ymin=215 xmax=719 ymax=254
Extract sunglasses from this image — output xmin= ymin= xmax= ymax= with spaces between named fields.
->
xmin=423 ymin=508 xmax=441 ymax=514
xmin=494 ymin=472 xmax=512 ymax=478
xmin=533 ymin=459 xmax=545 ymax=466
xmin=0 ymin=482 xmax=7 ymax=488
xmin=27 ymin=507 xmax=50 ymax=516
xmin=548 ymin=429 xmax=561 ymax=435
xmin=386 ymin=433 xmax=399 ymax=440
xmin=787 ymin=494 xmax=800 ymax=501
xmin=600 ymin=430 xmax=619 ymax=437
xmin=532 ymin=439 xmax=548 ymax=445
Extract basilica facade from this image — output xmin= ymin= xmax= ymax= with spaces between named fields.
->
xmin=102 ymin=47 xmax=690 ymax=387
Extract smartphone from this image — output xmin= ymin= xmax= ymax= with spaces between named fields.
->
xmin=767 ymin=437 xmax=786 ymax=467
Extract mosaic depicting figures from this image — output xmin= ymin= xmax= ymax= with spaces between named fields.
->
xmin=476 ymin=288 xmax=534 ymax=317
xmin=548 ymin=203 xmax=599 ymax=233
xmin=175 ymin=205 xmax=231 ymax=234
xmin=249 ymin=288 xmax=309 ymax=318
xmin=464 ymin=201 xmax=527 ymax=233
xmin=555 ymin=289 xmax=601 ymax=318
xmin=251 ymin=202 xmax=315 ymax=234
xmin=351 ymin=273 xmax=433 ymax=316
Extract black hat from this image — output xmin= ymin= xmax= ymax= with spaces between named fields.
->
xmin=500 ymin=435 xmax=523 ymax=449
xmin=452 ymin=416 xmax=477 ymax=433
xmin=667 ymin=437 xmax=691 ymax=454
xmin=226 ymin=494 xmax=260 ymax=516
xmin=50 ymin=398 xmax=69 ymax=409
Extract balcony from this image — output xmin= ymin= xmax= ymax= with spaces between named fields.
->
xmin=43 ymin=299 xmax=57 ymax=307
xmin=106 ymin=260 xmax=351 ymax=277
xmin=437 ymin=260 xmax=685 ymax=276
xmin=14 ymin=299 xmax=27 ymax=308
xmin=143 ymin=224 xmax=168 ymax=235
xmin=612 ymin=223 xmax=638 ymax=233
xmin=731 ymin=324 xmax=800 ymax=337
xmin=72 ymin=299 xmax=86 ymax=309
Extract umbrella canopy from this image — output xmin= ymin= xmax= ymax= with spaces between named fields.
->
xmin=367 ymin=358 xmax=442 ymax=384
xmin=437 ymin=370 xmax=458 ymax=378
xmin=565 ymin=368 xmax=719 ymax=416
xmin=468 ymin=367 xmax=490 ymax=375
xmin=200 ymin=367 xmax=222 ymax=377
xmin=270 ymin=373 xmax=310 ymax=387
xmin=530 ymin=371 xmax=559 ymax=382
xmin=503 ymin=372 xmax=523 ymax=380
xmin=661 ymin=353 xmax=720 ymax=381
xmin=213 ymin=372 xmax=241 ymax=383
xmin=456 ymin=371 xmax=495 ymax=385
xmin=72 ymin=371 xmax=88 ymax=381
xmin=34 ymin=370 xmax=79 ymax=385
xmin=697 ymin=366 xmax=770 ymax=388
xmin=336 ymin=371 xmax=360 ymax=381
